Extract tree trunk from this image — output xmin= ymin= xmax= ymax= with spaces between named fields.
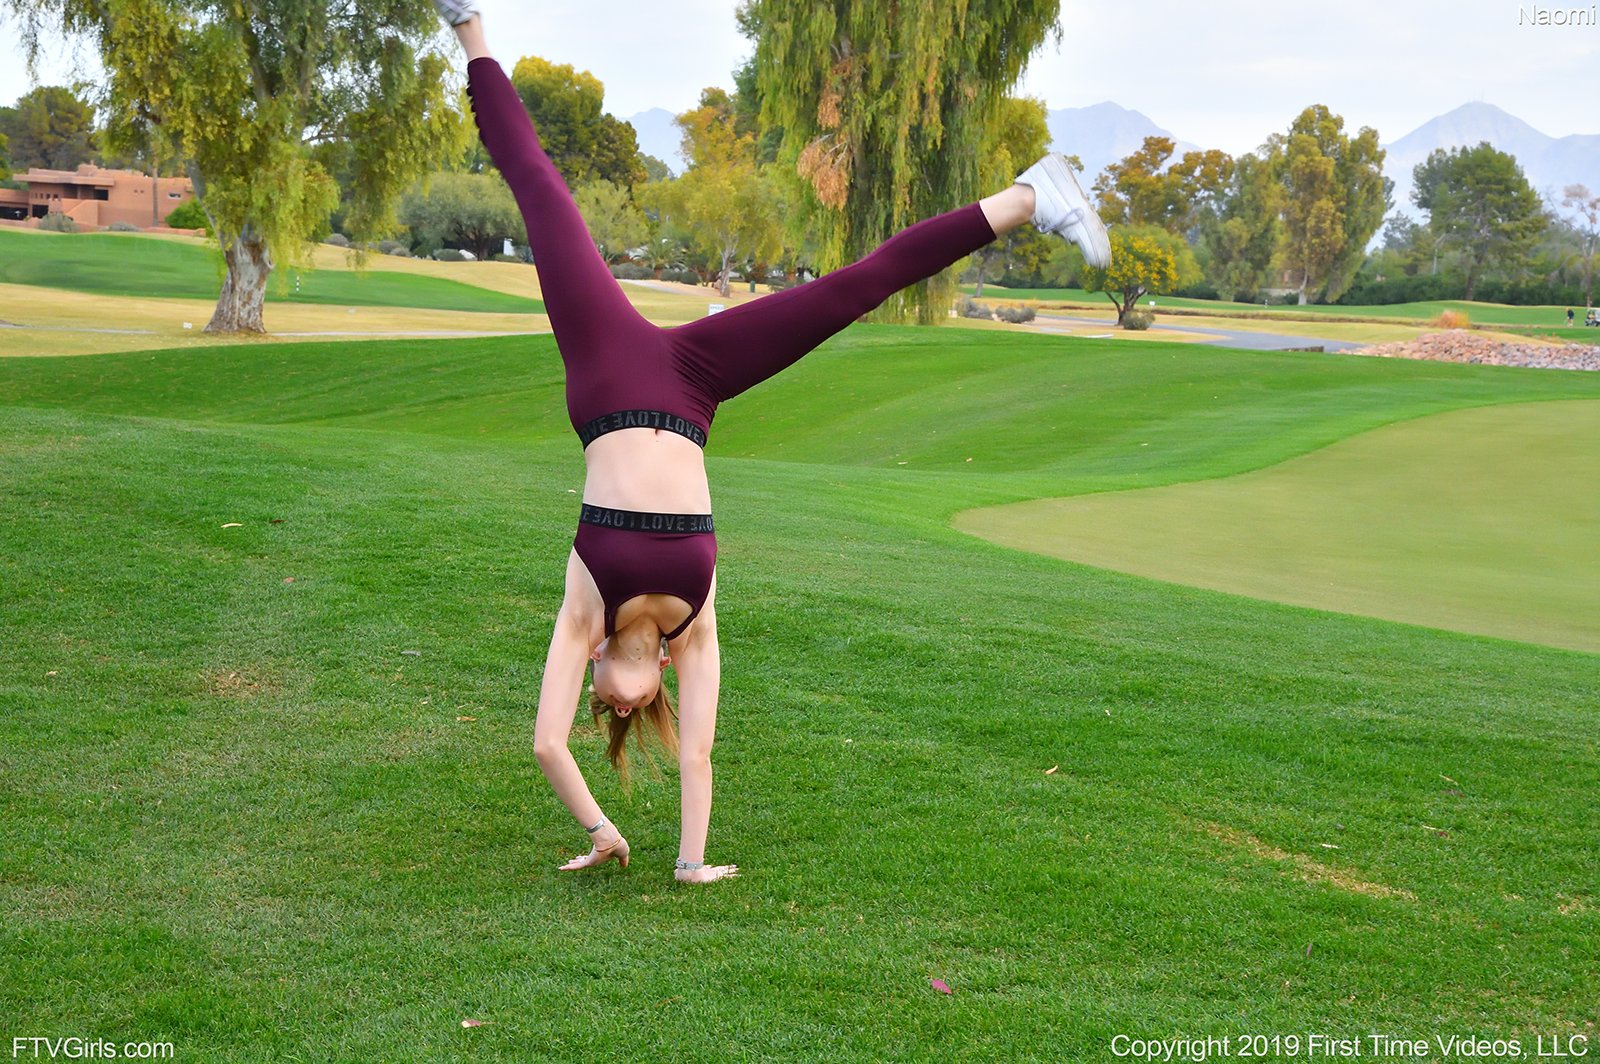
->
xmin=653 ymin=266 xmax=664 ymax=280
xmin=1464 ymin=259 xmax=1481 ymax=302
xmin=206 ymin=227 xmax=273 ymax=333
xmin=718 ymin=248 xmax=732 ymax=297
xmin=974 ymin=249 xmax=987 ymax=297
xmin=1297 ymin=272 xmax=1309 ymax=306
xmin=1110 ymin=291 xmax=1127 ymax=324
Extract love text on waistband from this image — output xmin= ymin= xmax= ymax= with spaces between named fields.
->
xmin=578 ymin=409 xmax=709 ymax=448
xmin=579 ymin=504 xmax=715 ymax=534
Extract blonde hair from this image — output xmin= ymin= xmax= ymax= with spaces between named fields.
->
xmin=589 ymin=670 xmax=679 ymax=792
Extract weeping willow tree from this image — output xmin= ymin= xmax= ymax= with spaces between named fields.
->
xmin=5 ymin=0 xmax=464 ymax=332
xmin=741 ymin=0 xmax=1059 ymax=323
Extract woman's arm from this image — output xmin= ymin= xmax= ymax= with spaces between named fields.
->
xmin=532 ymin=550 xmax=613 ymax=841
xmin=669 ymin=573 xmax=738 ymax=883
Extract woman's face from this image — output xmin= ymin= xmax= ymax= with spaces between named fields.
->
xmin=591 ymin=639 xmax=668 ymax=716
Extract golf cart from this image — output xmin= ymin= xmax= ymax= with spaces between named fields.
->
xmin=1586 ymin=308 xmax=1599 ymax=328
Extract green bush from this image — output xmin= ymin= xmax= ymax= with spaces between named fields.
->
xmin=995 ymin=304 xmax=1037 ymax=324
xmin=377 ymin=239 xmax=411 ymax=257
xmin=36 ymin=213 xmax=77 ymax=232
xmin=957 ymin=297 xmax=992 ymax=320
xmin=490 ymin=253 xmax=521 ymax=263
xmin=163 ymin=200 xmax=210 ymax=232
xmin=431 ymin=248 xmax=469 ymax=262
xmin=323 ymin=233 xmax=350 ymax=248
xmin=610 ymin=263 xmax=651 ymax=280
xmin=1122 ymin=309 xmax=1154 ymax=331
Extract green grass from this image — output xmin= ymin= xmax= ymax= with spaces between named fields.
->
xmin=956 ymin=400 xmax=1600 ymax=652
xmin=0 ymin=228 xmax=544 ymax=314
xmin=968 ymin=284 xmax=1579 ymax=329
xmin=2 ymin=328 xmax=1597 ymax=1059
xmin=1504 ymin=326 xmax=1600 ymax=346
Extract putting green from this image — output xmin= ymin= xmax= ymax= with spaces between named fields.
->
xmin=954 ymin=400 xmax=1600 ymax=653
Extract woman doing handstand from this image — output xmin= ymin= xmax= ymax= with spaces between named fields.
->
xmin=434 ymin=2 xmax=1111 ymax=883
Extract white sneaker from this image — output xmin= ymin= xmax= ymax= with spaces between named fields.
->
xmin=432 ymin=0 xmax=478 ymax=26
xmin=1015 ymin=153 xmax=1111 ymax=270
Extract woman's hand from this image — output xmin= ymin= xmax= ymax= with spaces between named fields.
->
xmin=674 ymin=862 xmax=739 ymax=884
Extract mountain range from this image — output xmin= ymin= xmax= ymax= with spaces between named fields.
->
xmin=1382 ymin=102 xmax=1600 ymax=213
xmin=624 ymin=100 xmax=1599 ymax=212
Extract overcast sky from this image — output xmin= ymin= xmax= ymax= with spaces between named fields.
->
xmin=3 ymin=0 xmax=1596 ymax=151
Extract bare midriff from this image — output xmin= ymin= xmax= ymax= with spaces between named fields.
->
xmin=580 ymin=426 xmax=712 ymax=513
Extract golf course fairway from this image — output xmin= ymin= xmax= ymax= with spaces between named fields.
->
xmin=954 ymin=400 xmax=1600 ymax=653
xmin=4 ymin=329 xmax=1598 ymax=1055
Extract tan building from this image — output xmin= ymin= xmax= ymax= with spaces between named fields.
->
xmin=0 ymin=163 xmax=195 ymax=229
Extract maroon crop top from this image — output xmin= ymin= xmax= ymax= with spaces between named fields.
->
xmin=573 ymin=504 xmax=716 ymax=641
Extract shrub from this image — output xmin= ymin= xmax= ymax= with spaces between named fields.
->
xmin=994 ymin=304 xmax=1037 ymax=324
xmin=610 ymin=263 xmax=651 ymax=280
xmin=1122 ymin=309 xmax=1155 ymax=331
xmin=36 ymin=213 xmax=77 ymax=232
xmin=163 ymin=200 xmax=209 ymax=231
xmin=431 ymin=248 xmax=469 ymax=262
xmin=659 ymin=268 xmax=699 ymax=285
xmin=491 ymin=253 xmax=521 ymax=263
xmin=1432 ymin=310 xmax=1471 ymax=329
xmin=376 ymin=239 xmax=410 ymax=256
xmin=323 ymin=233 xmax=351 ymax=247
xmin=957 ymin=297 xmax=992 ymax=319
xmin=105 ymin=221 xmax=141 ymax=232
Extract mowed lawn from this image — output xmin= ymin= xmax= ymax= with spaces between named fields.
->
xmin=2 ymin=328 xmax=1598 ymax=1060
xmin=969 ymin=284 xmax=1581 ymax=330
xmin=957 ymin=401 xmax=1600 ymax=653
xmin=0 ymin=228 xmax=544 ymax=314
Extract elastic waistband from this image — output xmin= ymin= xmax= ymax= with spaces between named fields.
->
xmin=579 ymin=504 xmax=714 ymax=534
xmin=578 ymin=409 xmax=708 ymax=449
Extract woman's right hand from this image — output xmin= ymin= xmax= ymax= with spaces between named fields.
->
xmin=674 ymin=862 xmax=739 ymax=884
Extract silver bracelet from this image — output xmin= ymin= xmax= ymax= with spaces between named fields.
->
xmin=675 ymin=858 xmax=704 ymax=871
xmin=584 ymin=814 xmax=606 ymax=833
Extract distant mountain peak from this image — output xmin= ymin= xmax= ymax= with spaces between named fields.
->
xmin=1044 ymin=103 xmax=1199 ymax=181
xmin=1384 ymin=102 xmax=1599 ymax=217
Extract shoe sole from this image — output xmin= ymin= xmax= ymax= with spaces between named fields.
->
xmin=1038 ymin=154 xmax=1111 ymax=270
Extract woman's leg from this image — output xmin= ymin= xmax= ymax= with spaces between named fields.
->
xmin=668 ymin=186 xmax=1036 ymax=404
xmin=458 ymin=20 xmax=650 ymax=355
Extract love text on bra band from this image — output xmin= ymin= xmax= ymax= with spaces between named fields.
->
xmin=578 ymin=409 xmax=708 ymax=448
xmin=579 ymin=504 xmax=715 ymax=534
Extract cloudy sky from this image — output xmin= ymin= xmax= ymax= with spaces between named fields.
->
xmin=3 ymin=0 xmax=1596 ymax=151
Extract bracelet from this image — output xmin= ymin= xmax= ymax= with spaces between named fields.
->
xmin=675 ymin=858 xmax=705 ymax=871
xmin=584 ymin=814 xmax=606 ymax=833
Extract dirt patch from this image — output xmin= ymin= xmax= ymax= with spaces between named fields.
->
xmin=1555 ymin=894 xmax=1592 ymax=916
xmin=204 ymin=669 xmax=276 ymax=699
xmin=1196 ymin=819 xmax=1417 ymax=901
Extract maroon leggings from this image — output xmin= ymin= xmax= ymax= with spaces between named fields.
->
xmin=464 ymin=57 xmax=999 ymax=438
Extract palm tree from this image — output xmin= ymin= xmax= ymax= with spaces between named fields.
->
xmin=637 ymin=235 xmax=687 ymax=281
